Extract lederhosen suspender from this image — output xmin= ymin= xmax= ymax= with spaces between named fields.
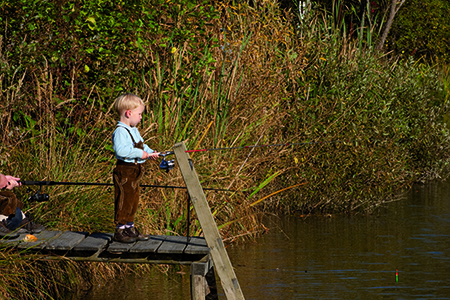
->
xmin=117 ymin=126 xmax=144 ymax=164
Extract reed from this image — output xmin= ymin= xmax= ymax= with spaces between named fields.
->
xmin=0 ymin=0 xmax=449 ymax=298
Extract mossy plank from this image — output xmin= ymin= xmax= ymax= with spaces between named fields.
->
xmin=1 ymin=230 xmax=63 ymax=250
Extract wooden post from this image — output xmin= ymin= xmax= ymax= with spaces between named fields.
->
xmin=191 ymin=255 xmax=218 ymax=300
xmin=191 ymin=261 xmax=209 ymax=300
xmin=173 ymin=142 xmax=245 ymax=300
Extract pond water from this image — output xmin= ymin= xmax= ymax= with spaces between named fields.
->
xmin=80 ymin=179 xmax=450 ymax=299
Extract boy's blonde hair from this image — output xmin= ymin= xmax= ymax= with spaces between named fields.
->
xmin=113 ymin=93 xmax=145 ymax=115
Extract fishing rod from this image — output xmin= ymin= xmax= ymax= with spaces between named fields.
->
xmin=20 ymin=181 xmax=232 ymax=201
xmin=20 ymin=180 xmax=233 ymax=191
xmin=19 ymin=151 xmax=232 ymax=201
xmin=21 ymin=151 xmax=175 ymax=187
xmin=20 ymin=181 xmax=233 ymax=202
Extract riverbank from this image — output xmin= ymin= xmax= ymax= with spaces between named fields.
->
xmin=1 ymin=0 xmax=449 ymax=298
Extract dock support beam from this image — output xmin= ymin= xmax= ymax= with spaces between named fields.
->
xmin=191 ymin=256 xmax=218 ymax=300
xmin=174 ymin=142 xmax=245 ymax=300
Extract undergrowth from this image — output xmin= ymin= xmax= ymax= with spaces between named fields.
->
xmin=0 ymin=0 xmax=449 ymax=298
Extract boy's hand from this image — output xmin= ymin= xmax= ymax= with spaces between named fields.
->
xmin=141 ymin=151 xmax=150 ymax=159
xmin=149 ymin=152 xmax=160 ymax=160
xmin=141 ymin=151 xmax=160 ymax=160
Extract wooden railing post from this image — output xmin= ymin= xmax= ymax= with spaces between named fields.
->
xmin=173 ymin=142 xmax=245 ymax=300
xmin=191 ymin=255 xmax=217 ymax=300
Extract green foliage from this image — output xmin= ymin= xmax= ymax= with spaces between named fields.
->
xmin=388 ymin=0 xmax=450 ymax=62
xmin=0 ymin=0 xmax=220 ymax=135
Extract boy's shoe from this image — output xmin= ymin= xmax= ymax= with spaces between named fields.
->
xmin=0 ymin=220 xmax=19 ymax=239
xmin=125 ymin=226 xmax=149 ymax=241
xmin=113 ymin=228 xmax=137 ymax=243
xmin=15 ymin=218 xmax=45 ymax=234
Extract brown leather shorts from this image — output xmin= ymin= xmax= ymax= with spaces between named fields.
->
xmin=113 ymin=161 xmax=145 ymax=225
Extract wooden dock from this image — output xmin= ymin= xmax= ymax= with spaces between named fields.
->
xmin=1 ymin=230 xmax=209 ymax=263
xmin=1 ymin=230 xmax=217 ymax=300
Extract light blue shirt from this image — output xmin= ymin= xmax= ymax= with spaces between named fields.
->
xmin=112 ymin=122 xmax=154 ymax=164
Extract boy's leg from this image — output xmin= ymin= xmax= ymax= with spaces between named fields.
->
xmin=113 ymin=163 xmax=145 ymax=242
xmin=113 ymin=163 xmax=145 ymax=225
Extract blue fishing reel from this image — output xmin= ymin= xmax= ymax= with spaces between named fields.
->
xmin=159 ymin=151 xmax=175 ymax=173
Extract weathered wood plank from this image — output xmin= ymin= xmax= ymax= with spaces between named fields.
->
xmin=46 ymin=231 xmax=88 ymax=251
xmin=19 ymin=231 xmax=63 ymax=250
xmin=129 ymin=235 xmax=166 ymax=253
xmin=0 ymin=234 xmax=24 ymax=245
xmin=107 ymin=240 xmax=136 ymax=253
xmin=184 ymin=236 xmax=210 ymax=255
xmin=174 ymin=142 xmax=245 ymax=300
xmin=73 ymin=232 xmax=113 ymax=252
xmin=0 ymin=230 xmax=63 ymax=250
xmin=0 ymin=233 xmax=28 ymax=247
xmin=157 ymin=235 xmax=188 ymax=254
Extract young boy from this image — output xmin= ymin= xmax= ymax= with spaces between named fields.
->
xmin=112 ymin=93 xmax=159 ymax=243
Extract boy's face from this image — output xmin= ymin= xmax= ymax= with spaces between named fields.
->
xmin=127 ymin=105 xmax=145 ymax=127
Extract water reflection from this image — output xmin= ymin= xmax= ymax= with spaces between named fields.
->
xmin=227 ymin=180 xmax=450 ymax=299
xmin=81 ymin=180 xmax=450 ymax=299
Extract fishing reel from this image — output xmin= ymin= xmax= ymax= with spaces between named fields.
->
xmin=159 ymin=151 xmax=175 ymax=173
xmin=27 ymin=185 xmax=50 ymax=202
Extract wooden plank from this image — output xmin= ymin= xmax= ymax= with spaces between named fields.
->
xmin=46 ymin=231 xmax=88 ymax=251
xmin=73 ymin=232 xmax=113 ymax=252
xmin=174 ymin=142 xmax=245 ymax=300
xmin=19 ymin=231 xmax=63 ymax=250
xmin=129 ymin=235 xmax=166 ymax=253
xmin=185 ymin=236 xmax=210 ymax=255
xmin=0 ymin=234 xmax=24 ymax=245
xmin=1 ymin=230 xmax=63 ymax=249
xmin=157 ymin=235 xmax=188 ymax=254
xmin=107 ymin=240 xmax=136 ymax=253
xmin=0 ymin=233 xmax=28 ymax=247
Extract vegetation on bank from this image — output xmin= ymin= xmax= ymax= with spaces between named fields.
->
xmin=1 ymin=0 xmax=449 ymax=298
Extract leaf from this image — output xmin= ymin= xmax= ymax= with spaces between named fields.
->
xmin=248 ymin=171 xmax=281 ymax=199
xmin=250 ymin=182 xmax=308 ymax=207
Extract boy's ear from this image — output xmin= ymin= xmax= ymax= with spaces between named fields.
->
xmin=125 ymin=110 xmax=131 ymax=118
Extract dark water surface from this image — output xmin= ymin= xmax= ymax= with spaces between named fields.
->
xmin=82 ymin=180 xmax=450 ymax=299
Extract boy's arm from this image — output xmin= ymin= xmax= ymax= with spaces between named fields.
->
xmin=143 ymin=144 xmax=155 ymax=154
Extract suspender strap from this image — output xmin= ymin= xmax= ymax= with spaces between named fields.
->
xmin=116 ymin=126 xmax=144 ymax=163
xmin=118 ymin=126 xmax=137 ymax=146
